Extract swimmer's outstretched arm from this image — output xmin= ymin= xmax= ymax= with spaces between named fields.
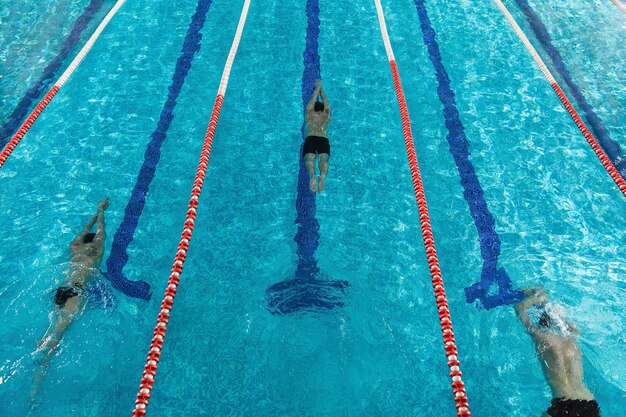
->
xmin=514 ymin=288 xmax=546 ymax=333
xmin=514 ymin=296 xmax=534 ymax=332
xmin=71 ymin=214 xmax=98 ymax=245
xmin=93 ymin=197 xmax=109 ymax=255
xmin=306 ymin=80 xmax=322 ymax=112
xmin=319 ymin=86 xmax=330 ymax=114
xmin=70 ymin=198 xmax=109 ymax=248
xmin=94 ymin=198 xmax=108 ymax=239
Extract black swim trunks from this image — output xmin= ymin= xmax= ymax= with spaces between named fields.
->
xmin=302 ymin=135 xmax=330 ymax=157
xmin=54 ymin=285 xmax=83 ymax=309
xmin=547 ymin=398 xmax=600 ymax=417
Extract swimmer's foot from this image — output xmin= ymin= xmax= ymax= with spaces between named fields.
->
xmin=318 ymin=175 xmax=326 ymax=192
xmin=29 ymin=389 xmax=38 ymax=409
xmin=98 ymin=196 xmax=110 ymax=211
xmin=309 ymin=176 xmax=317 ymax=192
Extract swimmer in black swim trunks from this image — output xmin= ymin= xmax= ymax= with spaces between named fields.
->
xmin=515 ymin=288 xmax=601 ymax=417
xmin=303 ymin=79 xmax=331 ymax=192
xmin=31 ymin=197 xmax=109 ymax=401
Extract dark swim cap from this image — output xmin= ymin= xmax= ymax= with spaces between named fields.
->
xmin=538 ymin=311 xmax=553 ymax=328
xmin=83 ymin=232 xmax=96 ymax=243
xmin=314 ymin=101 xmax=324 ymax=112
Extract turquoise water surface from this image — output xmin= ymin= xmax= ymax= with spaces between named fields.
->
xmin=1 ymin=0 xmax=624 ymax=416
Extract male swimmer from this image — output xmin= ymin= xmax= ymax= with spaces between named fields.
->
xmin=31 ymin=197 xmax=109 ymax=400
xmin=515 ymin=288 xmax=600 ymax=417
xmin=303 ymin=79 xmax=331 ymax=192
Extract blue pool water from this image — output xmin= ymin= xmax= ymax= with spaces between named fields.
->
xmin=1 ymin=0 xmax=625 ymax=415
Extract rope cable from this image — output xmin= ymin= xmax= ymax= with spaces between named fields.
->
xmin=0 ymin=0 xmax=128 ymax=169
xmin=492 ymin=0 xmax=626 ymax=197
xmin=373 ymin=0 xmax=471 ymax=415
xmin=131 ymin=0 xmax=251 ymax=415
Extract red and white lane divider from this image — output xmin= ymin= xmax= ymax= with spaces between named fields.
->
xmin=610 ymin=0 xmax=626 ymax=14
xmin=132 ymin=0 xmax=251 ymax=415
xmin=493 ymin=0 xmax=626 ymax=197
xmin=373 ymin=0 xmax=471 ymax=415
xmin=0 ymin=0 xmax=128 ymax=169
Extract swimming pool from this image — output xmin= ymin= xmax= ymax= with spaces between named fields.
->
xmin=1 ymin=0 xmax=624 ymax=415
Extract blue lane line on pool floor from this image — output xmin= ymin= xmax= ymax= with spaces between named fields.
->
xmin=295 ymin=0 xmax=322 ymax=280
xmin=265 ymin=0 xmax=348 ymax=315
xmin=513 ymin=0 xmax=626 ymax=179
xmin=413 ymin=0 xmax=524 ymax=309
xmin=103 ymin=0 xmax=214 ymax=300
xmin=0 ymin=0 xmax=105 ymax=147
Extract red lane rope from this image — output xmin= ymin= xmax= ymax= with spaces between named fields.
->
xmin=132 ymin=95 xmax=223 ymax=417
xmin=374 ymin=0 xmax=470 ymax=414
xmin=390 ymin=60 xmax=471 ymax=416
xmin=610 ymin=0 xmax=626 ymax=14
xmin=0 ymin=87 xmax=59 ymax=167
xmin=550 ymin=82 xmax=626 ymax=196
xmin=0 ymin=0 xmax=128 ymax=170
xmin=132 ymin=0 xmax=251 ymax=415
xmin=492 ymin=0 xmax=626 ymax=198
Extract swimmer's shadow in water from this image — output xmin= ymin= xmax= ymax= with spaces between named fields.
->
xmin=84 ymin=272 xmax=119 ymax=311
xmin=49 ymin=270 xmax=118 ymax=312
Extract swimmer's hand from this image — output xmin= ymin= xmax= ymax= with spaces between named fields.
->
xmin=521 ymin=287 xmax=548 ymax=306
xmin=98 ymin=197 xmax=110 ymax=211
xmin=315 ymin=79 xmax=322 ymax=89
xmin=516 ymin=287 xmax=547 ymax=312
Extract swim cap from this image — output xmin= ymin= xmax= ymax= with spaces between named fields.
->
xmin=538 ymin=311 xmax=553 ymax=328
xmin=530 ymin=303 xmax=571 ymax=335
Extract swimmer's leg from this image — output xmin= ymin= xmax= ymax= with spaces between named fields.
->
xmin=304 ymin=153 xmax=317 ymax=191
xmin=31 ymin=352 xmax=51 ymax=405
xmin=31 ymin=302 xmax=78 ymax=401
xmin=318 ymin=153 xmax=329 ymax=192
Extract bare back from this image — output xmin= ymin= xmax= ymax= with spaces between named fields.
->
xmin=305 ymin=110 xmax=330 ymax=138
xmin=69 ymin=243 xmax=102 ymax=283
xmin=531 ymin=332 xmax=594 ymax=400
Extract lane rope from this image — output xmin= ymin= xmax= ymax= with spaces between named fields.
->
xmin=0 ymin=0 xmax=128 ymax=169
xmin=513 ymin=0 xmax=626 ymax=180
xmin=610 ymin=0 xmax=626 ymax=13
xmin=132 ymin=0 xmax=251 ymax=415
xmin=373 ymin=0 xmax=471 ymax=415
xmin=492 ymin=0 xmax=626 ymax=197
xmin=0 ymin=0 xmax=105 ymax=146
